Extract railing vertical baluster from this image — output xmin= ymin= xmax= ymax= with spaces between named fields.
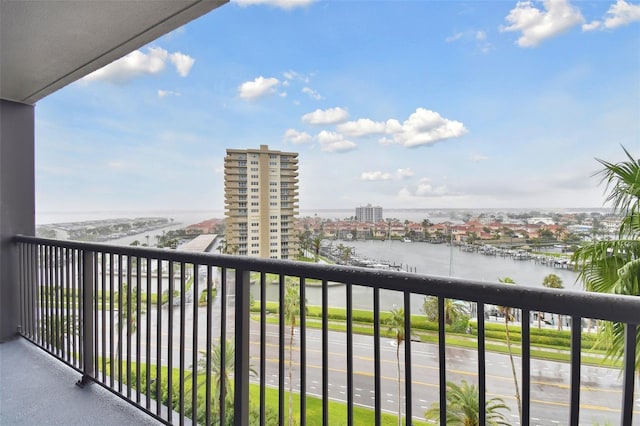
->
xmin=118 ymin=254 xmax=123 ymax=392
xmin=167 ymin=260 xmax=174 ymax=424
xmin=65 ymin=248 xmax=71 ymax=363
xmin=109 ymin=253 xmax=115 ymax=387
xmin=21 ymin=243 xmax=27 ymax=337
xmin=17 ymin=243 xmax=23 ymax=335
xmin=158 ymin=260 xmax=164 ymax=418
xmin=145 ymin=257 xmax=151 ymax=410
xmin=46 ymin=246 xmax=52 ymax=351
xmin=234 ymin=267 xmax=250 ymax=426
xmin=54 ymin=246 xmax=60 ymax=357
xmin=521 ymin=308 xmax=530 ymax=426
xmin=100 ymin=252 xmax=108 ymax=384
xmin=71 ymin=249 xmax=77 ymax=368
xmin=30 ymin=244 xmax=36 ymax=338
xmin=569 ymin=314 xmax=581 ymax=426
xmin=39 ymin=244 xmax=45 ymax=346
xmin=205 ymin=265 xmax=213 ymax=426
xmin=17 ymin=243 xmax=24 ymax=336
xmin=404 ymin=291 xmax=412 ymax=424
xmin=36 ymin=244 xmax=42 ymax=344
xmin=300 ymin=277 xmax=307 ymax=426
xmin=373 ymin=287 xmax=381 ymax=426
xmin=477 ymin=302 xmax=486 ymax=426
xmin=260 ymin=271 xmax=267 ymax=426
xmin=322 ymin=278 xmax=329 ymax=426
xmin=192 ymin=264 xmax=199 ymax=424
xmin=621 ymin=323 xmax=637 ymax=426
xmin=80 ymin=251 xmax=95 ymax=384
xmin=31 ymin=244 xmax=42 ymax=338
xmin=179 ymin=261 xmax=186 ymax=425
xmin=135 ymin=256 xmax=141 ymax=405
xmin=220 ymin=267 xmax=228 ymax=424
xmin=346 ymin=282 xmax=353 ymax=426
xmin=24 ymin=243 xmax=30 ymax=336
xmin=278 ymin=274 xmax=285 ymax=426
xmin=126 ymin=255 xmax=132 ymax=399
xmin=438 ymin=296 xmax=446 ymax=426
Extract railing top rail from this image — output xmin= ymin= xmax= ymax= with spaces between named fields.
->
xmin=15 ymin=235 xmax=640 ymax=324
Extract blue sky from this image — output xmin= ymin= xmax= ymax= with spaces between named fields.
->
xmin=35 ymin=0 xmax=640 ymax=218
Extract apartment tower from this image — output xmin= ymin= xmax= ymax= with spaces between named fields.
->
xmin=356 ymin=204 xmax=383 ymax=223
xmin=224 ymin=145 xmax=299 ymax=259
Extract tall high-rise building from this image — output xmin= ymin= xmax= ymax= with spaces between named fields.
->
xmin=224 ymin=145 xmax=299 ymax=259
xmin=355 ymin=204 xmax=383 ymax=223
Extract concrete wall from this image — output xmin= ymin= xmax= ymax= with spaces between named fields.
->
xmin=0 ymin=100 xmax=35 ymax=341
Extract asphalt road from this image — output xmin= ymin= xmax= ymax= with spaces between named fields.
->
xmin=92 ymin=296 xmax=637 ymax=426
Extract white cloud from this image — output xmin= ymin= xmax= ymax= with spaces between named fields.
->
xmin=335 ymin=108 xmax=466 ymax=147
xmin=83 ymin=47 xmax=194 ymax=83
xmin=302 ymin=86 xmax=323 ymax=100
xmin=398 ymin=177 xmax=452 ymax=198
xmin=169 ymin=52 xmax=195 ymax=77
xmin=471 ymin=154 xmax=489 ymax=162
xmin=500 ymin=0 xmax=584 ymax=47
xmin=583 ymin=0 xmax=640 ymax=31
xmin=361 ymin=168 xmax=415 ymax=181
xmin=582 ymin=20 xmax=602 ymax=31
xmin=384 ymin=108 xmax=468 ymax=148
xmin=445 ymin=32 xmax=464 ymax=42
xmin=157 ymin=90 xmax=181 ymax=98
xmin=317 ymin=130 xmax=357 ymax=153
xmin=361 ymin=171 xmax=393 ymax=181
xmin=337 ymin=118 xmax=387 ymax=137
xmin=283 ymin=70 xmax=310 ymax=83
xmin=283 ymin=128 xmax=313 ymax=144
xmin=396 ymin=168 xmax=415 ymax=179
xmin=605 ymin=0 xmax=640 ymax=28
xmin=234 ymin=0 xmax=316 ymax=9
xmin=476 ymin=30 xmax=487 ymax=41
xmin=238 ymin=76 xmax=280 ymax=99
xmin=302 ymin=107 xmax=349 ymax=125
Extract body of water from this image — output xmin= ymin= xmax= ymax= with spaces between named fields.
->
xmin=346 ymin=239 xmax=580 ymax=290
xmin=252 ymin=239 xmax=581 ymax=314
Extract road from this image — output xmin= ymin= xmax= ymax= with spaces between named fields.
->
xmin=91 ymin=292 xmax=637 ymax=426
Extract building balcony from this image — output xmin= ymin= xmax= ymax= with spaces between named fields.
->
xmin=2 ymin=236 xmax=639 ymax=425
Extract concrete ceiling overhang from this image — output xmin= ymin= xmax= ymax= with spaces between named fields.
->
xmin=0 ymin=0 xmax=227 ymax=105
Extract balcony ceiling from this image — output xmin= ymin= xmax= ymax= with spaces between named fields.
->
xmin=0 ymin=0 xmax=227 ymax=105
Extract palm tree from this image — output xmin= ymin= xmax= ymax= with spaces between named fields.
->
xmin=284 ymin=282 xmax=301 ymax=426
xmin=572 ymin=147 xmax=640 ymax=370
xmin=542 ymin=273 xmax=564 ymax=330
xmin=423 ymin=296 xmax=469 ymax=325
xmin=498 ymin=276 xmax=521 ymax=423
xmin=342 ymin=246 xmax=353 ymax=264
xmin=311 ymin=236 xmax=322 ymax=262
xmin=115 ymin=283 xmax=142 ymax=377
xmin=385 ymin=307 xmax=406 ymax=426
xmin=425 ymin=380 xmax=510 ymax=426
xmin=187 ymin=340 xmax=256 ymax=415
xmin=189 ymin=340 xmax=255 ymax=406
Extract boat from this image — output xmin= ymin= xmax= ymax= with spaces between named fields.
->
xmin=402 ymin=237 xmax=412 ymax=243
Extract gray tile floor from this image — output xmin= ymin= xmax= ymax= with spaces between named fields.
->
xmin=0 ymin=337 xmax=163 ymax=426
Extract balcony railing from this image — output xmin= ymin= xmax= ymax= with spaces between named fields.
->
xmin=14 ymin=235 xmax=639 ymax=426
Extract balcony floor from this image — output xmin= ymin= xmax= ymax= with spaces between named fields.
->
xmin=0 ymin=337 xmax=162 ymax=426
